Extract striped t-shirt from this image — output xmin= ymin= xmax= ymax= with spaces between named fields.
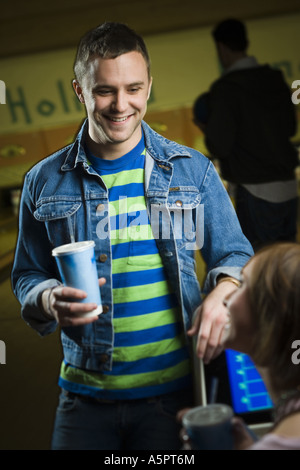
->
xmin=58 ymin=134 xmax=192 ymax=399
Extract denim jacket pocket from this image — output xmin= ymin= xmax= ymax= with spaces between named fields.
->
xmin=166 ymin=187 xmax=202 ymax=251
xmin=34 ymin=198 xmax=82 ymax=247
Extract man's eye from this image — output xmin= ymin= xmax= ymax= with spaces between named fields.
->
xmin=96 ymin=89 xmax=112 ymax=96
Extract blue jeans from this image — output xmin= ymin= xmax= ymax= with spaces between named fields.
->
xmin=235 ymin=185 xmax=298 ymax=251
xmin=51 ymin=388 xmax=193 ymax=450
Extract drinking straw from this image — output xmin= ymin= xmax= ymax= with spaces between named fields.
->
xmin=67 ymin=215 xmax=75 ymax=244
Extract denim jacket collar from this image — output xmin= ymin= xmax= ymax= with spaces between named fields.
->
xmin=61 ymin=120 xmax=89 ymax=171
xmin=60 ymin=119 xmax=192 ymax=172
xmin=142 ymin=120 xmax=192 ymax=162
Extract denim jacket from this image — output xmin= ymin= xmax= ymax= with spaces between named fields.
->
xmin=12 ymin=120 xmax=253 ymax=372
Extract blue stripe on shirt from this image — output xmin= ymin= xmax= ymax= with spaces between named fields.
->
xmin=113 ymin=293 xmax=178 ymax=317
xmin=110 ymin=209 xmax=149 ymax=231
xmin=114 ymin=321 xmax=182 ymax=347
xmin=108 ymin=183 xmax=145 ymax=202
xmin=111 ymin=239 xmax=158 ymax=259
xmin=112 ymin=267 xmax=167 ymax=288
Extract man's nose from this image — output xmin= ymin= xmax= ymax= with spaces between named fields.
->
xmin=112 ymin=91 xmax=127 ymax=112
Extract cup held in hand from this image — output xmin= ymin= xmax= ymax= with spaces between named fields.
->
xmin=52 ymin=241 xmax=102 ymax=318
xmin=182 ymin=403 xmax=233 ymax=450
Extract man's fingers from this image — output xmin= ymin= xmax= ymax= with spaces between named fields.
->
xmin=202 ymin=311 xmax=227 ymax=361
xmin=49 ymin=284 xmax=102 ymax=326
xmin=187 ymin=306 xmax=215 ymax=362
xmin=187 ymin=306 xmax=202 ymax=336
xmin=196 ymin=322 xmax=211 ymax=361
xmin=53 ymin=278 xmax=106 ymax=300
xmin=52 ymin=285 xmax=88 ymax=301
xmin=54 ymin=299 xmax=98 ymax=315
xmin=58 ymin=313 xmax=99 ymax=327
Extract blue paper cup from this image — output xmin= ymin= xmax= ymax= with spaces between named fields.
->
xmin=182 ymin=404 xmax=233 ymax=450
xmin=52 ymin=241 xmax=102 ymax=318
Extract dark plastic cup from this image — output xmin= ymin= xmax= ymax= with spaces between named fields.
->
xmin=182 ymin=404 xmax=234 ymax=450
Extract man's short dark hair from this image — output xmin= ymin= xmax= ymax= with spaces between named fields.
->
xmin=74 ymin=22 xmax=151 ymax=84
xmin=212 ymin=19 xmax=249 ymax=51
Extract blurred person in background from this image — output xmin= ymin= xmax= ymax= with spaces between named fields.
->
xmin=195 ymin=19 xmax=299 ymax=251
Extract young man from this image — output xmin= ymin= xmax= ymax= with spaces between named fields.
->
xmin=12 ymin=23 xmax=253 ymax=450
xmin=197 ymin=18 xmax=298 ymax=251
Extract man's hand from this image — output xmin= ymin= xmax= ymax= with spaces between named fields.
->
xmin=187 ymin=279 xmax=238 ymax=364
xmin=41 ymin=278 xmax=106 ymax=327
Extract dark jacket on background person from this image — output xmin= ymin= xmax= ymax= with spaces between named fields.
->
xmin=205 ymin=65 xmax=298 ymax=184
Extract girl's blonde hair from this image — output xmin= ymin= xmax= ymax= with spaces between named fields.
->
xmin=248 ymin=242 xmax=300 ymax=393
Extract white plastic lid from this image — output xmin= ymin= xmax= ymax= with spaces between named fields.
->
xmin=52 ymin=240 xmax=95 ymax=256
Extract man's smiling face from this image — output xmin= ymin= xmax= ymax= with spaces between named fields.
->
xmin=74 ymin=51 xmax=152 ymax=158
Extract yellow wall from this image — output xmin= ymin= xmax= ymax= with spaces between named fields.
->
xmin=0 ymin=12 xmax=299 ymax=136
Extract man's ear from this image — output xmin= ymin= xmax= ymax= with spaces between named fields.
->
xmin=147 ymin=77 xmax=153 ymax=101
xmin=72 ymin=79 xmax=85 ymax=103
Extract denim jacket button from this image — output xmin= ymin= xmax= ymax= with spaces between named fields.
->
xmin=99 ymin=254 xmax=108 ymax=262
xmin=99 ymin=354 xmax=109 ymax=363
xmin=96 ymin=203 xmax=105 ymax=213
xmin=175 ymin=200 xmax=183 ymax=207
xmin=102 ymin=305 xmax=109 ymax=313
